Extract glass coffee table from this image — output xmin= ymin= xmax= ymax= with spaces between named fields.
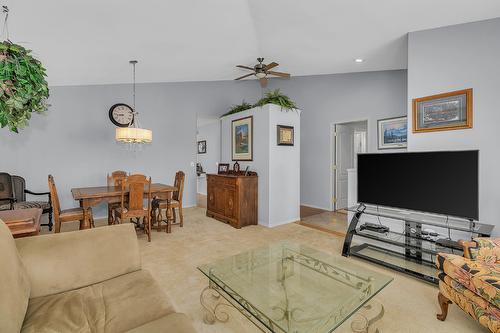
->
xmin=198 ymin=242 xmax=392 ymax=333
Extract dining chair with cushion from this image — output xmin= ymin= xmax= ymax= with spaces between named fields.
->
xmin=0 ymin=173 xmax=53 ymax=230
xmin=11 ymin=175 xmax=53 ymax=231
xmin=48 ymin=175 xmax=94 ymax=233
xmin=0 ymin=172 xmax=15 ymax=210
xmin=155 ymin=171 xmax=185 ymax=233
xmin=113 ymin=174 xmax=152 ymax=242
xmin=107 ymin=170 xmax=128 ymax=225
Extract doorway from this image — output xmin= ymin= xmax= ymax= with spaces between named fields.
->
xmin=331 ymin=120 xmax=368 ymax=211
xmin=196 ymin=115 xmax=221 ymax=208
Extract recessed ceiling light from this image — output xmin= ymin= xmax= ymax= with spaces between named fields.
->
xmin=354 ymin=58 xmax=364 ymax=63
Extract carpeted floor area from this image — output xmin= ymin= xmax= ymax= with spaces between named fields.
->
xmin=52 ymin=207 xmax=487 ymax=332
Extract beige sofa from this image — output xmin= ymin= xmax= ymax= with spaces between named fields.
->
xmin=0 ymin=219 xmax=197 ymax=333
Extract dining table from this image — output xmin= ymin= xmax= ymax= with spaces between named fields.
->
xmin=71 ymin=183 xmax=177 ymax=229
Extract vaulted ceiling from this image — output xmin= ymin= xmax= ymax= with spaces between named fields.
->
xmin=6 ymin=0 xmax=500 ymax=86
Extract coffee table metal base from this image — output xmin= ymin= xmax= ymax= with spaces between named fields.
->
xmin=200 ymin=281 xmax=385 ymax=333
xmin=200 ymin=281 xmax=276 ymax=332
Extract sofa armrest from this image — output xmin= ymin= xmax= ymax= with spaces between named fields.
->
xmin=15 ymin=224 xmax=141 ymax=298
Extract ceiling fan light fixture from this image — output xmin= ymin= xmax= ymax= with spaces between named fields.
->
xmin=255 ymin=72 xmax=267 ymax=79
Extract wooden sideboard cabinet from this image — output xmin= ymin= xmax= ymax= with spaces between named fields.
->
xmin=206 ymin=173 xmax=258 ymax=228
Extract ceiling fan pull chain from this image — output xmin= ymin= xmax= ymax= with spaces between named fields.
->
xmin=1 ymin=6 xmax=9 ymax=42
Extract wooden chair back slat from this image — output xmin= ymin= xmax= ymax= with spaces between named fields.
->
xmin=173 ymin=171 xmax=185 ymax=202
xmin=120 ymin=174 xmax=151 ymax=213
xmin=107 ymin=170 xmax=127 ymax=187
xmin=47 ymin=175 xmax=61 ymax=217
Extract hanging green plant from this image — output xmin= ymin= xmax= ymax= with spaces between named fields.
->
xmin=254 ymin=89 xmax=297 ymax=111
xmin=0 ymin=41 xmax=49 ymax=133
xmin=221 ymin=100 xmax=253 ymax=117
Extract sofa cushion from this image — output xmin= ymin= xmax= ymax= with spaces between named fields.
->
xmin=0 ymin=219 xmax=31 ymax=333
xmin=16 ymin=224 xmax=142 ymax=298
xmin=127 ymin=313 xmax=197 ymax=333
xmin=437 ymin=252 xmax=500 ymax=308
xmin=21 ymin=270 xmax=176 ymax=333
xmin=439 ymin=279 xmax=500 ymax=333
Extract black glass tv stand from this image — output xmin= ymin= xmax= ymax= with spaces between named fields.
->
xmin=342 ymin=204 xmax=494 ymax=284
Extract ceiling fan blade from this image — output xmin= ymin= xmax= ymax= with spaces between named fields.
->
xmin=235 ymin=73 xmax=254 ymax=80
xmin=260 ymin=77 xmax=268 ymax=88
xmin=264 ymin=62 xmax=279 ymax=71
xmin=236 ymin=65 xmax=255 ymax=71
xmin=268 ymin=71 xmax=291 ymax=78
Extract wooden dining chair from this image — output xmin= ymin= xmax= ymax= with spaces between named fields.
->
xmin=107 ymin=170 xmax=127 ymax=225
xmin=156 ymin=171 xmax=185 ymax=233
xmin=113 ymin=174 xmax=152 ymax=242
xmin=48 ymin=175 xmax=94 ymax=233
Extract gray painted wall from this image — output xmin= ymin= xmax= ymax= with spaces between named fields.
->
xmin=0 ymin=69 xmax=407 ymax=220
xmin=0 ymin=80 xmax=261 ymax=218
xmin=408 ymin=18 xmax=500 ymax=231
xmin=268 ymin=70 xmax=408 ymax=210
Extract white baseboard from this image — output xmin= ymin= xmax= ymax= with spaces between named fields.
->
xmin=267 ymin=217 xmax=301 ymax=228
xmin=300 ymin=203 xmax=331 ymax=211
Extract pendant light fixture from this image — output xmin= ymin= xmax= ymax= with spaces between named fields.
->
xmin=115 ymin=60 xmax=152 ymax=146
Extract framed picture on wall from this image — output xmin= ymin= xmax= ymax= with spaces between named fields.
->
xmin=277 ymin=125 xmax=294 ymax=146
xmin=412 ymin=88 xmax=473 ymax=133
xmin=232 ymin=116 xmax=253 ymax=161
xmin=197 ymin=140 xmax=206 ymax=154
xmin=377 ymin=116 xmax=407 ymax=150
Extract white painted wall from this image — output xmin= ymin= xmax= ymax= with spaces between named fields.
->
xmin=269 ymin=107 xmax=301 ymax=226
xmin=0 ymin=80 xmax=261 ymax=219
xmin=407 ymin=18 xmax=500 ymax=232
xmin=221 ymin=104 xmax=301 ymax=227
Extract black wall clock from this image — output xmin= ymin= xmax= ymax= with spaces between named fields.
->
xmin=109 ymin=103 xmax=134 ymax=127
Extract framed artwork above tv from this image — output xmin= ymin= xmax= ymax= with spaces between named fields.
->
xmin=412 ymin=88 xmax=473 ymax=133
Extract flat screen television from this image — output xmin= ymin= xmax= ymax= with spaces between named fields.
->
xmin=357 ymin=150 xmax=479 ymax=220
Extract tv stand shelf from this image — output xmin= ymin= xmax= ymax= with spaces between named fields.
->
xmin=342 ymin=204 xmax=494 ymax=284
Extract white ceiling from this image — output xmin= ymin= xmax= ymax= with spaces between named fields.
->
xmin=6 ymin=0 xmax=500 ymax=86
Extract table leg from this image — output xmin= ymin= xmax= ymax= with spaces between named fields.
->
xmin=80 ymin=200 xmax=92 ymax=230
xmin=350 ymin=299 xmax=384 ymax=333
xmin=200 ymin=284 xmax=231 ymax=325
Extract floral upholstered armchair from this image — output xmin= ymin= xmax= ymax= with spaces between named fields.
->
xmin=436 ymin=238 xmax=500 ymax=333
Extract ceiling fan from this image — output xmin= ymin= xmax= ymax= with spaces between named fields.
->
xmin=235 ymin=58 xmax=291 ymax=88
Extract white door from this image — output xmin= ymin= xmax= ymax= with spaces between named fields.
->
xmin=335 ymin=124 xmax=354 ymax=210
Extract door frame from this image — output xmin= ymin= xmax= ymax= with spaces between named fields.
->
xmin=330 ymin=119 xmax=368 ymax=211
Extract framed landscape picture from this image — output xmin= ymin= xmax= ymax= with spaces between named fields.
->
xmin=412 ymin=89 xmax=472 ymax=133
xmin=377 ymin=116 xmax=407 ymax=150
xmin=277 ymin=125 xmax=294 ymax=146
xmin=232 ymin=116 xmax=253 ymax=161
xmin=197 ymin=140 xmax=206 ymax=154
